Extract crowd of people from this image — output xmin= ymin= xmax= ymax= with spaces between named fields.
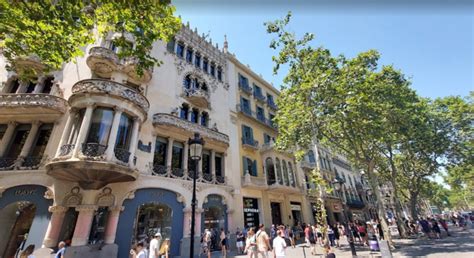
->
xmin=129 ymin=232 xmax=171 ymax=258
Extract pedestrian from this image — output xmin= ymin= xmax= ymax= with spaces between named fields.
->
xmin=288 ymin=226 xmax=295 ymax=248
xmin=236 ymin=227 xmax=246 ymax=254
xmin=130 ymin=242 xmax=147 ymax=258
xmin=431 ymin=220 xmax=441 ymax=239
xmin=270 ymin=224 xmax=277 ymax=241
xmin=419 ymin=218 xmax=432 ymax=239
xmin=333 ymin=224 xmax=340 ymax=248
xmin=149 ymin=232 xmax=162 ymax=258
xmin=439 ymin=219 xmax=450 ymax=236
xmin=308 ymin=225 xmax=317 ymax=255
xmin=244 ymin=227 xmax=258 ymax=258
xmin=256 ymin=224 xmax=272 ymax=258
xmin=315 ymin=224 xmax=323 ymax=245
xmin=327 ymin=225 xmax=335 ymax=247
xmin=272 ymin=230 xmax=287 ymax=258
xmin=158 ymin=238 xmax=170 ymax=258
xmin=201 ymin=229 xmax=212 ymax=258
xmin=220 ymin=228 xmax=227 ymax=257
xmin=324 ymin=244 xmax=336 ymax=258
xmin=357 ymin=222 xmax=368 ymax=246
xmin=19 ymin=244 xmax=35 ymax=258
xmin=55 ymin=241 xmax=66 ymax=258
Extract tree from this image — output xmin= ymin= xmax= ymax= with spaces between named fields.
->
xmin=0 ymin=0 xmax=181 ymax=78
xmin=265 ymin=12 xmax=425 ymax=247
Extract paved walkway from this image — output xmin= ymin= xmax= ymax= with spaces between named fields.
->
xmin=210 ymin=226 xmax=474 ymax=258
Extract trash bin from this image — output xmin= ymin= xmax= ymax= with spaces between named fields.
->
xmin=369 ymin=236 xmax=380 ymax=251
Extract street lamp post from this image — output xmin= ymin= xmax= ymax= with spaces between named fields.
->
xmin=333 ymin=178 xmax=357 ymax=258
xmin=189 ymin=133 xmax=204 ymax=258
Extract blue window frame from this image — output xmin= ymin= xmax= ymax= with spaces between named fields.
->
xmin=194 ymin=53 xmax=201 ymax=68
xmin=176 ymin=42 xmax=185 ymax=58
xmin=203 ymin=58 xmax=209 ymax=73
xmin=186 ymin=48 xmax=193 ymax=63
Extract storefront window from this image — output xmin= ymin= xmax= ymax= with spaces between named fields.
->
xmin=134 ymin=203 xmax=173 ymax=243
xmin=0 ymin=202 xmax=36 ymax=257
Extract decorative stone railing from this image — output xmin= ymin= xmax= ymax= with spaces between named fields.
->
xmin=152 ymin=113 xmax=230 ymax=145
xmin=242 ymin=173 xmax=268 ymax=188
xmin=89 ymin=46 xmax=119 ymax=64
xmin=241 ymin=137 xmax=259 ymax=150
xmin=0 ymin=155 xmax=48 ymax=171
xmin=300 ymin=160 xmax=317 ymax=170
xmin=0 ymin=93 xmax=68 ymax=113
xmin=150 ymin=164 xmax=227 ymax=185
xmin=71 ymin=79 xmax=149 ymax=113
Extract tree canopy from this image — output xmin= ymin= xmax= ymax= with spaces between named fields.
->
xmin=0 ymin=0 xmax=181 ymax=77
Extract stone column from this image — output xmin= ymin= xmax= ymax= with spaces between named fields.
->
xmin=104 ymin=206 xmax=123 ymax=244
xmin=55 ymin=109 xmax=76 ymax=157
xmin=166 ymin=138 xmax=174 ymax=172
xmin=197 ymin=113 xmax=202 ymax=125
xmin=183 ymin=207 xmax=192 ymax=237
xmin=195 ymin=208 xmax=203 ymax=236
xmin=72 ymin=104 xmax=95 ymax=158
xmin=210 ymin=150 xmax=216 ymax=179
xmin=226 ymin=209 xmax=234 ymax=231
xmin=0 ymin=121 xmax=17 ymax=156
xmin=105 ymin=107 xmax=123 ymax=161
xmin=16 ymin=80 xmax=29 ymax=93
xmin=71 ymin=205 xmax=97 ymax=246
xmin=17 ymin=121 xmax=42 ymax=160
xmin=128 ymin=118 xmax=140 ymax=167
xmin=42 ymin=205 xmax=68 ymax=248
xmin=273 ymin=159 xmax=280 ymax=185
xmin=33 ymin=76 xmax=46 ymax=94
xmin=183 ymin=142 xmax=189 ymax=172
xmin=187 ymin=110 xmax=192 ymax=121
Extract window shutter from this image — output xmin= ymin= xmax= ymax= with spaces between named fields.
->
xmin=242 ymin=156 xmax=248 ymax=175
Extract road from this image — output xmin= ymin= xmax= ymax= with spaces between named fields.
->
xmin=211 ymin=226 xmax=474 ymax=258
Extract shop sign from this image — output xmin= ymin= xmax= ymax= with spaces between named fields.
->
xmin=244 ymin=208 xmax=259 ymax=213
xmin=332 ymin=203 xmax=342 ymax=212
xmin=14 ymin=189 xmax=37 ymax=196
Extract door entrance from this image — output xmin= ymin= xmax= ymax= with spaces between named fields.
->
xmin=270 ymin=202 xmax=282 ymax=226
xmin=203 ymin=206 xmax=225 ymax=251
xmin=58 ymin=207 xmax=78 ymax=245
xmin=0 ymin=202 xmax=36 ymax=258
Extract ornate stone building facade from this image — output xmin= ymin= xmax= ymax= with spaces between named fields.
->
xmin=0 ymin=23 xmax=238 ymax=258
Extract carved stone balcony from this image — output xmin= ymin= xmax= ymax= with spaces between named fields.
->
xmin=267 ymin=182 xmax=302 ymax=194
xmin=121 ymin=56 xmax=153 ymax=83
xmin=70 ymin=79 xmax=149 ymax=119
xmin=0 ymin=93 xmax=67 ymax=118
xmin=182 ymin=88 xmax=210 ymax=108
xmin=242 ymin=137 xmax=259 ymax=151
xmin=241 ymin=173 xmax=268 ymax=190
xmin=300 ymin=160 xmax=317 ymax=170
xmin=150 ymin=164 xmax=227 ymax=185
xmin=12 ymin=56 xmax=46 ymax=74
xmin=86 ymin=47 xmax=152 ymax=83
xmin=46 ymin=142 xmax=138 ymax=190
xmin=152 ymin=113 xmax=230 ymax=150
xmin=86 ymin=47 xmax=119 ymax=78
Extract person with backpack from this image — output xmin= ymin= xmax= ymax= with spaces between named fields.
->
xmin=244 ymin=228 xmax=258 ymax=258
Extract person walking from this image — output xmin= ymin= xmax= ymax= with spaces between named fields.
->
xmin=272 ymin=230 xmax=287 ymax=258
xmin=149 ymin=232 xmax=162 ymax=258
xmin=256 ymin=224 xmax=271 ymax=258
xmin=201 ymin=229 xmax=212 ymax=258
xmin=220 ymin=228 xmax=227 ymax=257
xmin=244 ymin=228 xmax=258 ymax=258
xmin=333 ymin=224 xmax=340 ymax=248
xmin=19 ymin=245 xmax=35 ymax=258
xmin=55 ymin=241 xmax=66 ymax=258
xmin=158 ymin=239 xmax=170 ymax=258
xmin=327 ymin=225 xmax=335 ymax=247
xmin=236 ymin=228 xmax=246 ymax=254
xmin=130 ymin=242 xmax=147 ymax=258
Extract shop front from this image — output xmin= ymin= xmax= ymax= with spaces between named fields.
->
xmin=115 ymin=188 xmax=184 ymax=258
xmin=270 ymin=202 xmax=282 ymax=226
xmin=202 ymin=194 xmax=227 ymax=251
xmin=290 ymin=202 xmax=302 ymax=226
xmin=0 ymin=185 xmax=52 ymax=258
xmin=243 ymin=197 xmax=260 ymax=229
xmin=325 ymin=199 xmax=345 ymax=225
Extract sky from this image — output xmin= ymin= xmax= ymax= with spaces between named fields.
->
xmin=173 ymin=0 xmax=473 ymax=99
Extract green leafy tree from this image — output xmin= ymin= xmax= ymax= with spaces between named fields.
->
xmin=264 ymin=12 xmax=427 ymax=246
xmin=0 ymin=0 xmax=181 ymax=78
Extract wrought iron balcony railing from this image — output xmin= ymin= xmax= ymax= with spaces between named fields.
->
xmin=150 ymin=163 xmax=227 ymax=185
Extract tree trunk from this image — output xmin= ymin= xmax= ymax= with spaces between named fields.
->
xmin=366 ymin=161 xmax=394 ymax=248
xmin=389 ymin=177 xmax=410 ymax=238
xmin=409 ymin=191 xmax=419 ymax=220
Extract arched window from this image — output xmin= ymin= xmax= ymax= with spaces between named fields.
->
xmin=201 ymin=112 xmax=209 ymax=127
xmin=180 ymin=103 xmax=189 ymax=120
xmin=266 ymin=158 xmax=276 ymax=185
xmin=282 ymin=161 xmax=289 ymax=186
xmin=307 ymin=150 xmax=316 ymax=163
xmin=184 ymin=75 xmax=192 ymax=89
xmin=275 ymin=158 xmax=283 ymax=185
xmin=134 ymin=203 xmax=173 ymax=242
xmin=288 ymin=162 xmax=296 ymax=187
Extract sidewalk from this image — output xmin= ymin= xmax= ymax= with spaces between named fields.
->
xmin=211 ymin=226 xmax=474 ymax=258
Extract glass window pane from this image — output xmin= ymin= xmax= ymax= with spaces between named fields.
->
xmin=115 ymin=113 xmax=133 ymax=149
xmin=87 ymin=108 xmax=114 ymax=145
xmin=153 ymin=138 xmax=167 ymax=166
xmin=171 ymin=145 xmax=183 ymax=169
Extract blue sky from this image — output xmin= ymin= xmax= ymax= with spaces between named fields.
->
xmin=173 ymin=0 xmax=473 ymax=99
